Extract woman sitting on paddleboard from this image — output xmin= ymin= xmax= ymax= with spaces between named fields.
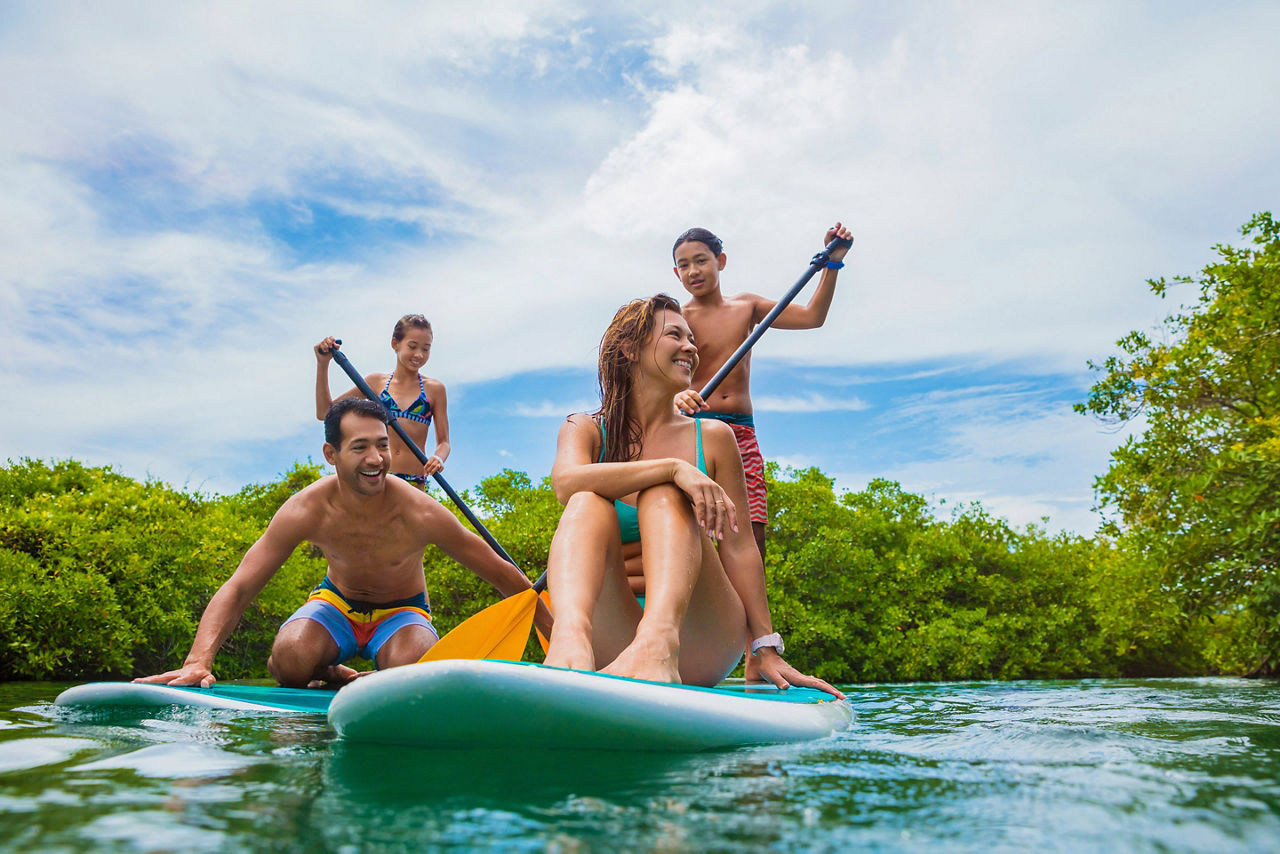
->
xmin=314 ymin=314 xmax=450 ymax=488
xmin=543 ymin=294 xmax=843 ymax=698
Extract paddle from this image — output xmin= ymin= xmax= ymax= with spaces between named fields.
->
xmin=326 ymin=345 xmax=522 ymax=569
xmin=406 ymin=235 xmax=854 ymax=663
xmin=323 ymin=344 xmax=546 ymax=661
xmin=695 ymin=234 xmax=853 ymax=399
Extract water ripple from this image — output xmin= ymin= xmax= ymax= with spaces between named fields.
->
xmin=2 ymin=678 xmax=1279 ymax=851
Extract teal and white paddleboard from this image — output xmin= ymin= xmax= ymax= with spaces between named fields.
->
xmin=56 ymin=661 xmax=852 ymax=752
xmin=328 ymin=659 xmax=852 ymax=752
xmin=54 ymin=682 xmax=335 ymax=714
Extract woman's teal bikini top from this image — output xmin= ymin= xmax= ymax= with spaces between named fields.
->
xmin=598 ymin=418 xmax=706 ymax=544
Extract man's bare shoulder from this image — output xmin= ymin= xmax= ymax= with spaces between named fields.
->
xmin=274 ymin=476 xmax=337 ymax=519
xmin=258 ymin=476 xmax=338 ymax=546
xmin=386 ymin=478 xmax=458 ymax=540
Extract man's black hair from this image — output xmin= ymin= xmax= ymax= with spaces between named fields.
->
xmin=324 ymin=398 xmax=391 ymax=448
xmin=672 ymin=227 xmax=723 ymax=259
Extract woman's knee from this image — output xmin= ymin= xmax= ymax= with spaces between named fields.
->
xmin=636 ymin=482 xmax=691 ymax=517
xmin=561 ymin=490 xmax=615 ymax=522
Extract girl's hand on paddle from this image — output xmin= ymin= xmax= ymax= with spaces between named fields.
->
xmin=422 ymin=455 xmax=445 ymax=477
xmin=314 ymin=336 xmax=340 ymax=363
xmin=672 ymin=461 xmax=737 ymax=541
xmin=674 ymin=389 xmax=707 ymax=416
xmin=753 ymin=649 xmax=846 ymax=700
xmin=824 ymin=222 xmax=854 ymax=263
xmin=133 ymin=665 xmax=216 ymax=689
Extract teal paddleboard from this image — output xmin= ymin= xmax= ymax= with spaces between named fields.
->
xmin=54 ymin=682 xmax=335 ymax=714
xmin=57 ymin=662 xmax=853 ymax=752
xmin=328 ymin=659 xmax=852 ymax=752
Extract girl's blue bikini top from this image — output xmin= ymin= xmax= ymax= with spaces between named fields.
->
xmin=380 ymin=373 xmax=433 ymax=426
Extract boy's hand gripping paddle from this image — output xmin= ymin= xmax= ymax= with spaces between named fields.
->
xmin=697 ymin=235 xmax=853 ymax=399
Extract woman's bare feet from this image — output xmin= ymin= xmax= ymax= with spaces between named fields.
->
xmin=600 ymin=631 xmax=681 ymax=684
xmin=543 ymin=624 xmax=596 ymax=672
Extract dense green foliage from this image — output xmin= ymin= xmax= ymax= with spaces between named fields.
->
xmin=1 ymin=455 xmax=1213 ymax=684
xmin=0 ymin=459 xmax=327 ymax=680
xmin=1078 ymin=212 xmax=1280 ymax=675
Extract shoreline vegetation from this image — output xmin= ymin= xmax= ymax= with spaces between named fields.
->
xmin=3 ymin=213 xmax=1275 ymax=685
xmin=0 ymin=456 xmax=1266 ymax=684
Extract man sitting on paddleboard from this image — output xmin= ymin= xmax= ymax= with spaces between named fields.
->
xmin=541 ymin=295 xmax=844 ymax=698
xmin=136 ymin=398 xmax=548 ymax=689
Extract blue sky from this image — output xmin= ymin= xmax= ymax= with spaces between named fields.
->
xmin=2 ymin=1 xmax=1279 ymax=534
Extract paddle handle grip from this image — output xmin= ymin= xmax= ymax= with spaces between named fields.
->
xmin=327 ymin=347 xmax=525 ymax=573
xmin=697 ymin=235 xmax=853 ymax=400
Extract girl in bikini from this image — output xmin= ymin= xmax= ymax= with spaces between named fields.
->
xmin=541 ymin=294 xmax=842 ymax=697
xmin=314 ymin=314 xmax=450 ymax=488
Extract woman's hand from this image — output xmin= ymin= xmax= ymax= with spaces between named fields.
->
xmin=671 ymin=461 xmax=738 ymax=541
xmin=422 ymin=455 xmax=445 ymax=477
xmin=751 ymin=648 xmax=846 ymax=699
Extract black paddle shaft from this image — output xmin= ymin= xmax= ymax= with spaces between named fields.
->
xmin=326 ymin=347 xmax=524 ymax=572
xmin=697 ymin=235 xmax=853 ymax=400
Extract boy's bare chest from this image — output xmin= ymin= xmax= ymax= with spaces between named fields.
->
xmin=686 ymin=302 xmax=755 ymax=361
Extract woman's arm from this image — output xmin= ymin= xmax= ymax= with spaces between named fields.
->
xmin=550 ymin=415 xmax=682 ymax=502
xmin=701 ymin=421 xmax=773 ymax=636
xmin=550 ymin=415 xmax=736 ymax=535
xmin=703 ymin=420 xmax=845 ymax=698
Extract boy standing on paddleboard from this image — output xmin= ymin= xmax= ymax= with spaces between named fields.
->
xmin=672 ymin=223 xmax=854 ymax=562
xmin=136 ymin=399 xmax=548 ymax=689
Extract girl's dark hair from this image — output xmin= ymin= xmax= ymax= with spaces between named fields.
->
xmin=593 ymin=294 xmax=682 ymax=463
xmin=392 ymin=314 xmax=432 ymax=343
xmin=672 ymin=227 xmax=723 ymax=259
xmin=324 ymin=398 xmax=390 ymax=447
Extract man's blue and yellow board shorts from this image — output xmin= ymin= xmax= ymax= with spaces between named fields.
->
xmin=282 ymin=576 xmax=437 ymax=666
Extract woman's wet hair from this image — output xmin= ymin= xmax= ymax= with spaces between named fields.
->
xmin=324 ymin=398 xmax=391 ymax=448
xmin=594 ymin=293 xmax=683 ymax=464
xmin=672 ymin=227 xmax=723 ymax=259
xmin=392 ymin=314 xmax=432 ymax=343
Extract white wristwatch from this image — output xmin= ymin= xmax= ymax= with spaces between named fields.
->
xmin=750 ymin=632 xmax=784 ymax=656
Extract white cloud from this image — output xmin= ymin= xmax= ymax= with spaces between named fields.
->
xmin=754 ymin=393 xmax=870 ymax=413
xmin=831 ymin=383 xmax=1143 ymax=533
xmin=510 ymin=400 xmax=600 ymax=418
xmin=0 ymin=2 xmax=1275 ymax=529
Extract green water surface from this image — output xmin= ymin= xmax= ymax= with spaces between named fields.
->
xmin=1 ymin=678 xmax=1277 ymax=851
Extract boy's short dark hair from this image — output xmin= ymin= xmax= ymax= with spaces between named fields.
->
xmin=672 ymin=227 xmax=723 ymax=259
xmin=324 ymin=398 xmax=391 ymax=448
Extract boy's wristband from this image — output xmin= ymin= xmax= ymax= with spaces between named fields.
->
xmin=825 ymin=260 xmax=844 ymax=270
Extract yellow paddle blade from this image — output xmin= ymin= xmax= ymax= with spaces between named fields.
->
xmin=418 ymin=588 xmax=538 ymax=663
xmin=535 ymin=590 xmax=552 ymax=654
